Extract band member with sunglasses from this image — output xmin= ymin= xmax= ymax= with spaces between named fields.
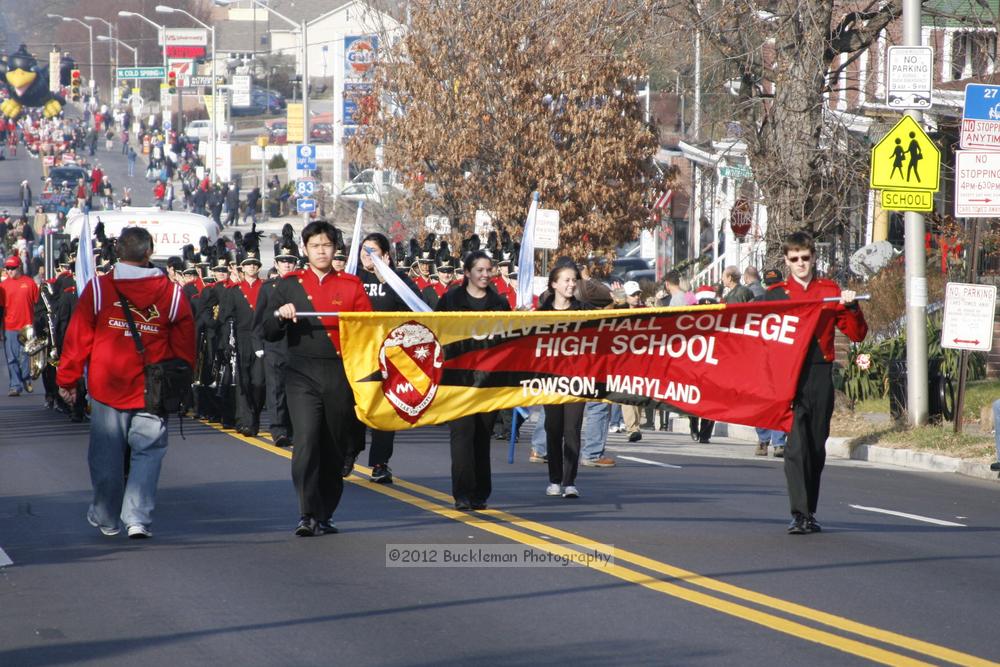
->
xmin=766 ymin=231 xmax=867 ymax=535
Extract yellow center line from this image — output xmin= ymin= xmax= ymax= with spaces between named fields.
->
xmin=200 ymin=421 xmax=996 ymax=667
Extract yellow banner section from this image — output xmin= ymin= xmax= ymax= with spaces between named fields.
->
xmin=340 ymin=310 xmax=614 ymax=431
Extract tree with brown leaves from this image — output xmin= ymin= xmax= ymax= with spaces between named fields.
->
xmin=352 ymin=0 xmax=670 ymax=258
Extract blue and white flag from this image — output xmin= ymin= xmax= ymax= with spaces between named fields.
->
xmin=516 ymin=192 xmax=539 ymax=310
xmin=366 ymin=248 xmax=431 ymax=312
xmin=345 ymin=201 xmax=364 ymax=275
xmin=75 ymin=213 xmax=96 ymax=296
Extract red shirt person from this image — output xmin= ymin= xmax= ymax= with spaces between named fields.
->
xmin=57 ymin=227 xmax=195 ymax=539
xmin=262 ymin=221 xmax=372 ymax=537
xmin=765 ymin=231 xmax=867 ymax=535
xmin=1 ymin=255 xmax=40 ymax=394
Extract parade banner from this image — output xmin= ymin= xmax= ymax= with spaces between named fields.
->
xmin=339 ymin=300 xmax=831 ymax=432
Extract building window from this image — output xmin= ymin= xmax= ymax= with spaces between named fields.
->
xmin=951 ymin=30 xmax=997 ymax=80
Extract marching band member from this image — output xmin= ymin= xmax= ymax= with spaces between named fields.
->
xmin=262 ymin=221 xmax=372 ymax=537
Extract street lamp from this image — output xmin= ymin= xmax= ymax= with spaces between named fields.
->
xmin=48 ymin=15 xmax=94 ymax=96
xmin=83 ymin=16 xmax=115 ymax=97
xmin=215 ymin=0 xmax=309 ymax=149
xmin=97 ymin=35 xmax=138 ymax=93
xmin=118 ymin=11 xmax=168 ymax=74
xmin=156 ymin=5 xmax=218 ymax=183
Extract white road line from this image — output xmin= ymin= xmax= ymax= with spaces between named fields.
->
xmin=0 ymin=547 xmax=13 ymax=567
xmin=618 ymin=455 xmax=683 ymax=469
xmin=849 ymin=504 xmax=967 ymax=527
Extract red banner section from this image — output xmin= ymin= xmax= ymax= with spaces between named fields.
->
xmin=339 ymin=300 xmax=829 ymax=432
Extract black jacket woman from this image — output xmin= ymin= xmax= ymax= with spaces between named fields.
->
xmin=351 ymin=232 xmax=426 ymax=483
xmin=538 ymin=264 xmax=591 ymax=498
xmin=434 ymin=250 xmax=511 ymax=510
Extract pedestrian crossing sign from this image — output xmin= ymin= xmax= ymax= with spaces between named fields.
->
xmin=870 ymin=115 xmax=940 ymax=192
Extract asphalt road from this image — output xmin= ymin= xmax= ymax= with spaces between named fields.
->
xmin=1 ymin=377 xmax=998 ymax=666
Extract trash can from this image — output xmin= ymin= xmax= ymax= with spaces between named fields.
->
xmin=887 ymin=358 xmax=954 ymax=422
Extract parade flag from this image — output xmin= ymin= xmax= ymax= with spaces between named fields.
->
xmin=75 ymin=213 xmax=96 ymax=296
xmin=339 ymin=299 xmax=831 ymax=432
xmin=516 ymin=193 xmax=539 ymax=310
xmin=345 ymin=201 xmax=364 ymax=275
xmin=366 ymin=248 xmax=431 ymax=313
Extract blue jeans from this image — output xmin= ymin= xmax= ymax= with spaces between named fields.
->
xmin=993 ymin=400 xmax=1000 ymax=461
xmin=4 ymin=329 xmax=29 ymax=391
xmin=531 ymin=406 xmax=547 ymax=456
xmin=88 ymin=399 xmax=168 ymax=530
xmin=755 ymin=427 xmax=787 ymax=446
xmin=581 ymin=402 xmax=611 ymax=460
xmin=609 ymin=404 xmax=623 ymax=427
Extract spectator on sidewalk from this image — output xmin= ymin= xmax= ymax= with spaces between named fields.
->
xmin=126 ymin=145 xmax=137 ymax=177
xmin=722 ymin=266 xmax=754 ymax=303
xmin=620 ymin=281 xmax=647 ymax=443
xmin=755 ymin=268 xmax=787 ymax=456
xmin=658 ymin=270 xmax=696 ymax=307
xmin=744 ymin=266 xmax=766 ymax=300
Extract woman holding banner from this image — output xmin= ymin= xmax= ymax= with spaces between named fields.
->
xmin=435 ymin=250 xmax=511 ymax=510
xmin=354 ymin=232 xmax=426 ymax=484
xmin=538 ymin=264 xmax=592 ymax=499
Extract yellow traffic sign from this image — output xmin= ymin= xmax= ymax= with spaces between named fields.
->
xmin=870 ymin=115 xmax=940 ymax=192
xmin=881 ymin=189 xmax=933 ymax=212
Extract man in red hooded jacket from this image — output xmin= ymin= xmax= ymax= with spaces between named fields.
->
xmin=58 ymin=227 xmax=195 ymax=539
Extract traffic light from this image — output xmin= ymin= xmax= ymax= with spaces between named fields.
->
xmin=70 ymin=69 xmax=81 ymax=101
xmin=166 ymin=70 xmax=177 ymax=94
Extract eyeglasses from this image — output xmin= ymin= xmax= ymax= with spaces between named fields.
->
xmin=786 ymin=254 xmax=812 ymax=263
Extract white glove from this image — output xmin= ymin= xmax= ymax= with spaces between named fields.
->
xmin=255 ymin=350 xmax=264 ymax=358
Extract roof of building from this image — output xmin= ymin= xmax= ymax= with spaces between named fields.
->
xmin=216 ymin=19 xmax=271 ymax=53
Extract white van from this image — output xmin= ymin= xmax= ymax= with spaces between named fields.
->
xmin=65 ymin=208 xmax=219 ymax=261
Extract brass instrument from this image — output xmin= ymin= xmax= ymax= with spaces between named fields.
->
xmin=19 ymin=325 xmax=48 ymax=379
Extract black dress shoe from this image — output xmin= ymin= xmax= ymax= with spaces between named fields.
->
xmin=342 ymin=453 xmax=358 ymax=477
xmin=698 ymin=437 xmax=711 ymax=444
xmin=787 ymin=515 xmax=810 ymax=535
xmin=295 ymin=517 xmax=319 ymax=537
xmin=237 ymin=427 xmax=256 ymax=437
xmin=628 ymin=432 xmax=642 ymax=443
xmin=273 ymin=435 xmax=292 ymax=448
xmin=807 ymin=515 xmax=822 ymax=533
xmin=317 ymin=519 xmax=339 ymax=534
xmin=471 ymin=502 xmax=488 ymax=510
xmin=454 ymin=500 xmax=472 ymax=511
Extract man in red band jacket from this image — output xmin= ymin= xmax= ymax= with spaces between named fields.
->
xmin=262 ymin=221 xmax=372 ymax=537
xmin=765 ymin=231 xmax=867 ymax=535
xmin=57 ymin=228 xmax=195 ymax=539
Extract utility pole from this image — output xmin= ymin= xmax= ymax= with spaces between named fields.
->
xmin=903 ymin=0 xmax=929 ymax=426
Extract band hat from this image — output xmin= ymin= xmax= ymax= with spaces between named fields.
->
xmin=240 ymin=251 xmax=262 ymax=267
xmin=182 ymin=266 xmax=199 ymax=276
xmin=623 ymin=280 xmax=642 ymax=296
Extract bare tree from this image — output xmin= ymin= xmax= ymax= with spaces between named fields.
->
xmin=352 ymin=0 xmax=671 ymax=258
xmin=648 ymin=0 xmax=914 ymax=254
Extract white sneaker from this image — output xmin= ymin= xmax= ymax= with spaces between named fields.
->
xmin=545 ymin=483 xmax=562 ymax=496
xmin=562 ymin=486 xmax=579 ymax=498
xmin=127 ymin=524 xmax=152 ymax=539
xmin=87 ymin=509 xmax=120 ymax=536
xmin=608 ymin=424 xmax=619 ymax=433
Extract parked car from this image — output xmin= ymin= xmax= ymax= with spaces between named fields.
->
xmin=183 ymin=120 xmax=231 ymax=140
xmin=607 ymin=257 xmax=652 ymax=280
xmin=267 ymin=120 xmax=288 ymax=145
xmin=310 ymin=123 xmax=332 ymax=142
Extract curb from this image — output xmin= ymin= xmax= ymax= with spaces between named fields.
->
xmin=826 ymin=437 xmax=999 ymax=483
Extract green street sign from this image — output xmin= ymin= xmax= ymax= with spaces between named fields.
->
xmin=720 ymin=165 xmax=753 ymax=180
xmin=116 ymin=67 xmax=166 ymax=79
